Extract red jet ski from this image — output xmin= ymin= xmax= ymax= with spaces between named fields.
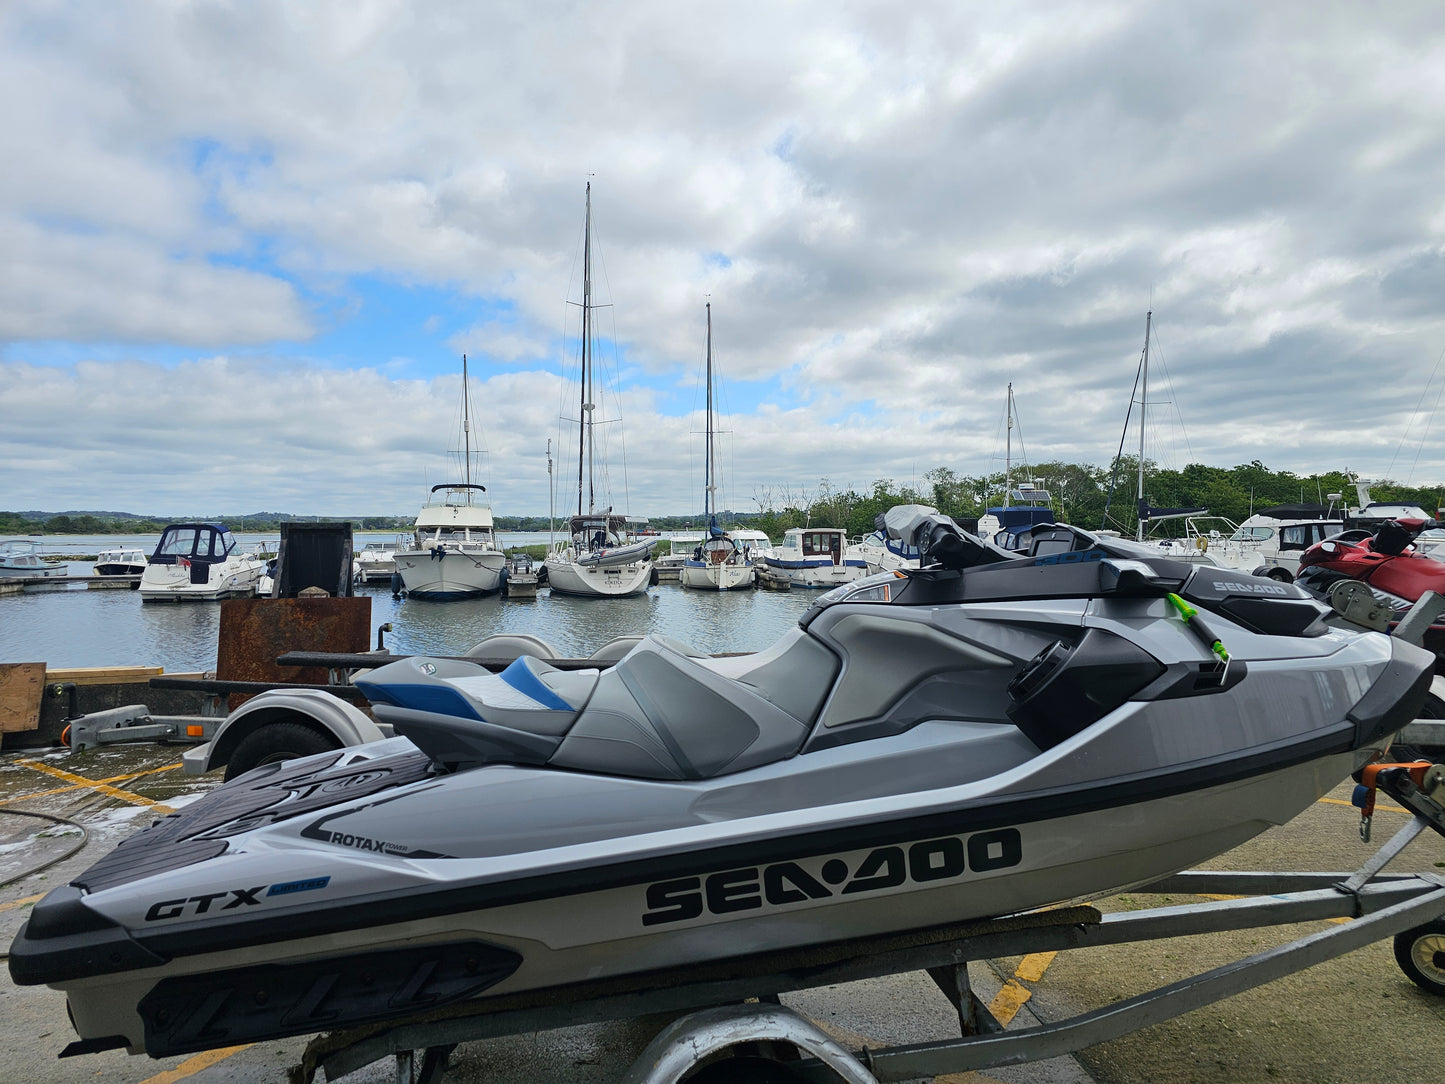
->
xmin=1295 ymin=517 xmax=1445 ymax=671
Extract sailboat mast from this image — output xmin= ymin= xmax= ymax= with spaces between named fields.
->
xmin=1136 ymin=310 xmax=1152 ymax=542
xmin=462 ymin=354 xmax=472 ymax=497
xmin=577 ymin=183 xmax=593 ymax=517
xmin=705 ymin=302 xmax=714 ymax=518
xmin=1004 ymin=382 xmax=1014 ymax=504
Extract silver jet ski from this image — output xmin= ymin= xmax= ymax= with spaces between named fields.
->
xmin=10 ymin=512 xmax=1435 ymax=1059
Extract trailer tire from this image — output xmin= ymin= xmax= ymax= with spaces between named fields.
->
xmin=1393 ymin=919 xmax=1445 ymax=996
xmin=224 ymin=722 xmax=342 ymax=782
xmin=1388 ymin=691 xmax=1445 ymax=763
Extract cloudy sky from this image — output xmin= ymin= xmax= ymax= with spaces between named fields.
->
xmin=4 ymin=1 xmax=1445 ymax=519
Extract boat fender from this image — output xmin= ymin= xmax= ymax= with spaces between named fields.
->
xmin=650 ymin=565 xmax=660 ymax=586
xmin=499 ymin=566 xmax=509 ymax=598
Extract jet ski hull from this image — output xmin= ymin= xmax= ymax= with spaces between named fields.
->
xmin=44 ymin=752 xmax=1355 ymax=1056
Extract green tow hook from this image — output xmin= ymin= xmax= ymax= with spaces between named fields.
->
xmin=1166 ymin=592 xmax=1231 ymax=665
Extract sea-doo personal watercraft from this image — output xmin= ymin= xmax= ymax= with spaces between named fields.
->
xmin=11 ymin=509 xmax=1435 ymax=1060
xmin=1295 ymin=516 xmax=1445 ymax=669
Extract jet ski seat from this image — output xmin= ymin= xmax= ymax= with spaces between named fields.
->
xmin=548 ymin=635 xmax=817 ymax=779
xmin=361 ymin=634 xmax=830 ymax=779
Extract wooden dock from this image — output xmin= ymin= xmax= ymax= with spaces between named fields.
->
xmin=0 ymin=574 xmax=141 ymax=595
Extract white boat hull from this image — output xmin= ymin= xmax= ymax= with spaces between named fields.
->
xmin=681 ymin=560 xmax=754 ymax=591
xmin=138 ymin=560 xmax=264 ymax=602
xmin=394 ymin=549 xmax=505 ymax=599
xmin=546 ymin=555 xmax=652 ymax=597
xmin=763 ymin=557 xmax=869 ymax=588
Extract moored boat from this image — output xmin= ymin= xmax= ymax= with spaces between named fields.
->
xmin=543 ymin=183 xmax=655 ymax=598
xmin=92 ymin=546 xmax=148 ymax=577
xmin=681 ymin=303 xmax=753 ymax=592
xmin=0 ymin=539 xmax=67 ymax=579
xmin=393 ymin=357 xmax=506 ymax=600
xmin=137 ymin=524 xmax=265 ymax=602
xmin=762 ymin=526 xmax=869 ymax=587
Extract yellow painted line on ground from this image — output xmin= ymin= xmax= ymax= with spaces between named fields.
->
xmin=1319 ymin=795 xmax=1408 ymax=813
xmin=136 ymin=1044 xmax=249 ymax=1084
xmin=987 ymin=978 xmax=1033 ymax=1025
xmin=14 ymin=759 xmax=174 ymax=815
xmin=1013 ymin=950 xmax=1057 ymax=983
xmin=0 ymin=892 xmax=44 ymax=913
xmin=0 ymin=761 xmax=184 ymax=807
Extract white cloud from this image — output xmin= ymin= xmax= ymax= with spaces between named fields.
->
xmin=6 ymin=0 xmax=1445 ymax=516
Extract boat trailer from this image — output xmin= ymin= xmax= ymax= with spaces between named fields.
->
xmin=289 ymin=763 xmax=1445 ymax=1084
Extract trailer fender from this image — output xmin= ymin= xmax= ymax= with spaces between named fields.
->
xmin=182 ymin=689 xmax=384 ymax=778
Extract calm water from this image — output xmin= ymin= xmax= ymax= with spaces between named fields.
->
xmin=0 ymin=533 xmax=811 ymax=670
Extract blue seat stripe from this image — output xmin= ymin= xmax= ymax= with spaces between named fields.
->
xmin=500 ymin=658 xmax=573 ymax=710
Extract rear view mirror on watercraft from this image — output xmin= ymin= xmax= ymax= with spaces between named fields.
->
xmin=9 ymin=517 xmax=1438 ymax=1061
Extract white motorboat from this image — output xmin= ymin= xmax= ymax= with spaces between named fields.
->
xmin=654 ymin=534 xmax=702 ymax=582
xmin=1172 ymin=507 xmax=1345 ymax=580
xmin=0 ymin=539 xmax=67 ymax=579
xmin=855 ymin=525 xmax=923 ymax=574
xmin=92 ymin=546 xmax=147 ymax=577
xmin=138 ymin=524 xmax=266 ymax=602
xmin=393 ymin=357 xmax=506 ymax=600
xmin=727 ymin=529 xmax=775 ymax=564
xmin=681 ymin=304 xmax=753 ymax=592
xmin=762 ymin=526 xmax=869 ymax=588
xmin=544 ymin=183 xmax=655 ymax=598
xmin=353 ymin=538 xmax=403 ymax=583
xmin=394 ymin=486 xmax=505 ymax=600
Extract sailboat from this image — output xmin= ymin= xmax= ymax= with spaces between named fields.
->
xmin=681 ymin=303 xmax=754 ymax=591
xmin=392 ymin=355 xmax=507 ymax=599
xmin=974 ymin=382 xmax=1056 ymax=551
xmin=544 ymin=183 xmax=657 ymax=598
xmin=1102 ymin=311 xmax=1214 ymax=563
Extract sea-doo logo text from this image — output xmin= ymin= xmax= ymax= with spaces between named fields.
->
xmin=1211 ymin=580 xmax=1288 ymax=596
xmin=144 ymin=886 xmax=265 ymax=921
xmin=642 ymin=829 xmax=1022 ymax=927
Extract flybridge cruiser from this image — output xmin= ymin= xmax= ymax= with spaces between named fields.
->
xmin=137 ymin=524 xmax=265 ymax=601
xmin=10 ymin=509 xmax=1436 ymax=1060
xmin=393 ymin=484 xmax=505 ymax=599
xmin=394 ymin=356 xmax=506 ymax=599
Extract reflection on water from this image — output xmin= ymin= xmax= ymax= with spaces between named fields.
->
xmin=377 ymin=583 xmax=810 ymax=659
xmin=1 ymin=534 xmax=814 ymax=669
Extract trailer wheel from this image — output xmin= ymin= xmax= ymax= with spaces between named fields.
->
xmin=685 ymin=1055 xmax=806 ymax=1083
xmin=1388 ymin=691 xmax=1445 ymax=763
xmin=224 ymin=722 xmax=342 ymax=782
xmin=1393 ymin=919 xmax=1445 ymax=996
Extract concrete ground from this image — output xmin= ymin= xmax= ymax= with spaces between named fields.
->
xmin=1 ymin=742 xmax=1441 ymax=1084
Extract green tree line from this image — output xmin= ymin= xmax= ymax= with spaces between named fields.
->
xmin=7 ymin=461 xmax=1442 ymax=540
xmin=750 ymin=461 xmax=1445 ymax=540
